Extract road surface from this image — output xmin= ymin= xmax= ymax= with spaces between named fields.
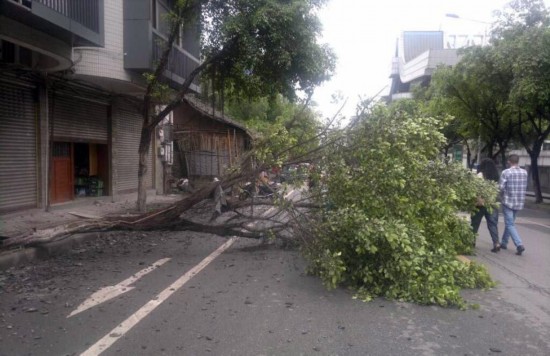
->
xmin=0 ymin=206 xmax=548 ymax=355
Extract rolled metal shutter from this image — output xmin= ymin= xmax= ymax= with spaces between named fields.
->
xmin=113 ymin=105 xmax=153 ymax=192
xmin=51 ymin=94 xmax=108 ymax=142
xmin=0 ymin=81 xmax=37 ymax=212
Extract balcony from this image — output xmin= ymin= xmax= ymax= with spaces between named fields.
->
xmin=152 ymin=31 xmax=201 ymax=90
xmin=0 ymin=0 xmax=104 ymax=46
xmin=0 ymin=0 xmax=104 ymax=71
xmin=123 ymin=0 xmax=201 ymax=92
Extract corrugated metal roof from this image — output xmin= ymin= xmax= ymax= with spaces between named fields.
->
xmin=183 ymin=94 xmax=254 ymax=138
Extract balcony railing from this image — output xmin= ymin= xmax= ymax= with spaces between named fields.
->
xmin=153 ymin=31 xmax=201 ymax=87
xmin=34 ymin=0 xmax=100 ymax=33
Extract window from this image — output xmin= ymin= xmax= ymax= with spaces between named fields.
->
xmin=151 ymin=0 xmax=157 ymax=29
xmin=1 ymin=40 xmax=16 ymax=63
xmin=152 ymin=0 xmax=171 ymax=37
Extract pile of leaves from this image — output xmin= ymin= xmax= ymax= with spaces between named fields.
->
xmin=304 ymin=106 xmax=497 ymax=308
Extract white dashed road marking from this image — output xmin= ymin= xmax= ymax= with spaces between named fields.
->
xmin=80 ymin=237 xmax=237 ymax=356
xmin=68 ymin=258 xmax=171 ymax=318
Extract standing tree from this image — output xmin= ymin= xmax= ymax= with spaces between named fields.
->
xmin=407 ymin=87 xmax=466 ymax=162
xmin=428 ymin=46 xmax=515 ymax=168
xmin=225 ymin=94 xmax=323 ymax=165
xmin=137 ymin=0 xmax=335 ymax=212
xmin=492 ymin=0 xmax=550 ymax=202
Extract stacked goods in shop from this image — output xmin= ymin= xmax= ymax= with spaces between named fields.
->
xmin=88 ymin=176 xmax=103 ymax=196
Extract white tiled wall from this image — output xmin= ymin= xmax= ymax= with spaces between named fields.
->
xmin=73 ymin=0 xmax=132 ymax=82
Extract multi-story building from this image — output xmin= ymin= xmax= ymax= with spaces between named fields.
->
xmin=0 ymin=0 xmax=205 ymax=213
xmin=387 ymin=31 xmax=460 ymax=102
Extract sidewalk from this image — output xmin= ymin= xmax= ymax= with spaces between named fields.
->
xmin=524 ymin=193 xmax=550 ymax=211
xmin=0 ymin=191 xmax=183 ymax=269
xmin=1 ymin=191 xmax=548 ymax=270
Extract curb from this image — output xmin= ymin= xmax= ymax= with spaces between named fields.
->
xmin=524 ymin=202 xmax=550 ymax=211
xmin=0 ymin=232 xmax=99 ymax=271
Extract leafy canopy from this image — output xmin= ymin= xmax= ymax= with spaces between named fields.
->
xmin=428 ymin=46 xmax=515 ymax=158
xmin=200 ymin=0 xmax=336 ymax=99
xmin=226 ymin=94 xmax=321 ymax=167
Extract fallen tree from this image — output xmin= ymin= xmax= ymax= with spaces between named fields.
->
xmin=2 ymin=171 xmax=310 ymax=248
xmin=2 ymin=75 xmax=336 ymax=250
xmin=302 ymin=103 xmax=497 ymax=308
xmin=3 ymin=100 xmax=498 ymax=308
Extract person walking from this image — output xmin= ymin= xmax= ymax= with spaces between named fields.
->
xmin=471 ymin=158 xmax=500 ymax=252
xmin=499 ymin=154 xmax=528 ymax=255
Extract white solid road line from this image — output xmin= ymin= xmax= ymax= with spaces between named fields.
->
xmin=80 ymin=237 xmax=237 ymax=356
xmin=68 ymin=258 xmax=171 ymax=318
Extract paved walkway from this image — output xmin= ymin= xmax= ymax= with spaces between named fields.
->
xmin=0 ymin=190 xmax=183 ymax=239
xmin=2 ymin=190 xmax=547 ymax=238
xmin=1 ymin=190 xmax=547 ymax=269
xmin=0 ymin=191 xmax=186 ymax=269
xmin=524 ymin=193 xmax=550 ymax=211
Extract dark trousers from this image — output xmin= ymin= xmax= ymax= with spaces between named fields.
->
xmin=471 ymin=206 xmax=499 ymax=245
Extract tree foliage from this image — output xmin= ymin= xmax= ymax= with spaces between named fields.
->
xmin=200 ymin=0 xmax=335 ymax=99
xmin=428 ymin=47 xmax=515 ymax=167
xmin=303 ymin=106 xmax=496 ymax=308
xmin=225 ymin=94 xmax=322 ymax=167
xmin=136 ymin=0 xmax=335 ymax=211
xmin=492 ymin=0 xmax=550 ymax=202
xmin=427 ymin=0 xmax=550 ymax=202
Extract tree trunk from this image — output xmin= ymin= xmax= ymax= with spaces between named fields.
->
xmin=2 ymin=170 xmax=308 ymax=249
xmin=464 ymin=141 xmax=473 ymax=169
xmin=137 ymin=125 xmax=153 ymax=213
xmin=529 ymin=149 xmax=543 ymax=203
xmin=500 ymin=149 xmax=507 ymax=171
xmin=2 ymin=177 xmax=231 ymax=248
xmin=443 ymin=146 xmax=450 ymax=162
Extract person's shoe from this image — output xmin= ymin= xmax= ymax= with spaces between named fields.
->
xmin=500 ymin=244 xmax=508 ymax=250
xmin=516 ymin=245 xmax=525 ymax=256
xmin=491 ymin=243 xmax=501 ymax=253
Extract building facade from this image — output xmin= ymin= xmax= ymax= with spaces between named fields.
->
xmin=387 ymin=31 xmax=460 ymax=102
xmin=0 ymin=0 xmax=201 ymax=213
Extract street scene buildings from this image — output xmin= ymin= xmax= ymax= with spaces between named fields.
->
xmin=1 ymin=1 xmax=549 ymax=355
xmin=387 ymin=29 xmax=550 ymax=195
xmin=0 ymin=0 xmax=252 ymax=214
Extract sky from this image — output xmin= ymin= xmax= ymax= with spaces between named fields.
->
xmin=312 ymin=0 xmax=548 ymax=120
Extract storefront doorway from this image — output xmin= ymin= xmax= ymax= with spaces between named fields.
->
xmin=50 ymin=142 xmax=109 ymax=204
xmin=50 ymin=142 xmax=73 ymax=204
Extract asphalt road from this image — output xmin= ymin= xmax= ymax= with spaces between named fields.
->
xmin=0 ymin=207 xmax=549 ymax=356
xmin=471 ymin=205 xmax=550 ymax=352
